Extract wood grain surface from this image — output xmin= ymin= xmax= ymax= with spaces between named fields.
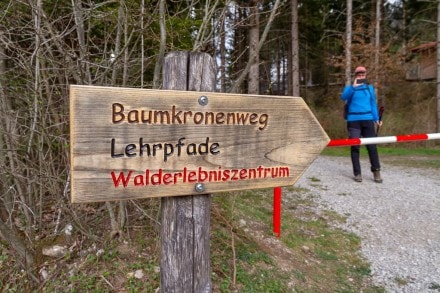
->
xmin=70 ymin=84 xmax=329 ymax=202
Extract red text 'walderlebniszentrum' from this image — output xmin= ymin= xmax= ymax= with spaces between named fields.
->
xmin=110 ymin=166 xmax=290 ymax=187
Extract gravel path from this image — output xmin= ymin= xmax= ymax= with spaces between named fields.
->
xmin=292 ymin=156 xmax=440 ymax=293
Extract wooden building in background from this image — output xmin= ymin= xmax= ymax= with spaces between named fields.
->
xmin=406 ymin=41 xmax=436 ymax=81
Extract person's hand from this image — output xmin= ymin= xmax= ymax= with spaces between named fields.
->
xmin=376 ymin=121 xmax=383 ymax=127
xmin=353 ymin=78 xmax=361 ymax=87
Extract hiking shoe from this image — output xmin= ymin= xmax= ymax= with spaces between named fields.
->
xmin=354 ymin=174 xmax=362 ymax=182
xmin=373 ymin=170 xmax=383 ymax=183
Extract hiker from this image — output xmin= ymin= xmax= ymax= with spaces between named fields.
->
xmin=341 ymin=66 xmax=383 ymax=183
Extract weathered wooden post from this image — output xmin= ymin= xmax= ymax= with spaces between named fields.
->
xmin=160 ymin=51 xmax=214 ymax=292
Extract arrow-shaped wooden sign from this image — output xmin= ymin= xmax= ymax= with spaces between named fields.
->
xmin=70 ymin=85 xmax=329 ymax=203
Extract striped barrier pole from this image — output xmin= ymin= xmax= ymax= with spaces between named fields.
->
xmin=273 ymin=132 xmax=440 ymax=238
xmin=328 ymin=133 xmax=440 ymax=147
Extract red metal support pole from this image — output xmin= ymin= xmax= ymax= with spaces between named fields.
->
xmin=273 ymin=187 xmax=282 ymax=238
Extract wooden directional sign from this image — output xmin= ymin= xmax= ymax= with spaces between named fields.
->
xmin=70 ymin=85 xmax=329 ymax=203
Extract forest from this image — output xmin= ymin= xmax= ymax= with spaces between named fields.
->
xmin=0 ymin=0 xmax=439 ymax=291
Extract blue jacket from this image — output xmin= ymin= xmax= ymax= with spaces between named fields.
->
xmin=341 ymin=84 xmax=379 ymax=122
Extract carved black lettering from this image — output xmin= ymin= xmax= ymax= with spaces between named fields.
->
xmin=152 ymin=143 xmax=162 ymax=156
xmin=139 ymin=137 xmax=151 ymax=157
xmin=111 ymin=138 xmax=124 ymax=158
xmin=176 ymin=137 xmax=185 ymax=156
xmin=187 ymin=143 xmax=197 ymax=155
xmin=154 ymin=110 xmax=170 ymax=124
xmin=204 ymin=112 xmax=215 ymax=124
xmin=163 ymin=143 xmax=174 ymax=162
xmin=184 ymin=111 xmax=192 ymax=123
xmin=198 ymin=137 xmax=209 ymax=155
xmin=128 ymin=110 xmax=139 ymax=123
xmin=171 ymin=106 xmax=183 ymax=124
xmin=259 ymin=114 xmax=269 ymax=130
xmin=193 ymin=112 xmax=204 ymax=124
xmin=141 ymin=110 xmax=152 ymax=123
xmin=216 ymin=112 xmax=225 ymax=124
xmin=125 ymin=143 xmax=137 ymax=157
xmin=112 ymin=103 xmax=125 ymax=123
xmin=210 ymin=142 xmax=220 ymax=155
xmin=249 ymin=113 xmax=258 ymax=124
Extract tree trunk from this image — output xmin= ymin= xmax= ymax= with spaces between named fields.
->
xmin=160 ymin=51 xmax=214 ymax=293
xmin=374 ymin=0 xmax=382 ymax=104
xmin=230 ymin=0 xmax=281 ymax=93
xmin=72 ymin=0 xmax=91 ymax=83
xmin=277 ymin=51 xmax=281 ymax=95
xmin=111 ymin=0 xmax=124 ymax=84
xmin=232 ymin=4 xmax=246 ymax=94
xmin=345 ymin=0 xmax=353 ymax=86
xmin=291 ymin=0 xmax=300 ymax=96
xmin=153 ymin=0 xmax=166 ymax=89
xmin=0 ymin=31 xmax=6 ymax=177
xmin=248 ymin=0 xmax=260 ymax=94
xmin=220 ymin=14 xmax=226 ymax=92
xmin=107 ymin=0 xmax=128 ymax=236
xmin=437 ymin=0 xmax=440 ymax=132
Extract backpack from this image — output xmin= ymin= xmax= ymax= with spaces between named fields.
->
xmin=343 ymin=85 xmax=373 ymax=120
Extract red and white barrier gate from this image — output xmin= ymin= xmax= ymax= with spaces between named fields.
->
xmin=328 ymin=133 xmax=440 ymax=147
xmin=273 ymin=132 xmax=440 ymax=238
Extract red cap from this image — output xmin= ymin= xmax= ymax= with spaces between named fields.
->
xmin=355 ymin=66 xmax=366 ymax=73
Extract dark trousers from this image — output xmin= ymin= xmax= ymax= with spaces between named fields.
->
xmin=347 ymin=120 xmax=381 ymax=176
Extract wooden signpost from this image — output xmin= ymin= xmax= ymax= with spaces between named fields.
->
xmin=70 ymin=80 xmax=329 ymax=203
xmin=70 ymin=51 xmax=329 ymax=292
